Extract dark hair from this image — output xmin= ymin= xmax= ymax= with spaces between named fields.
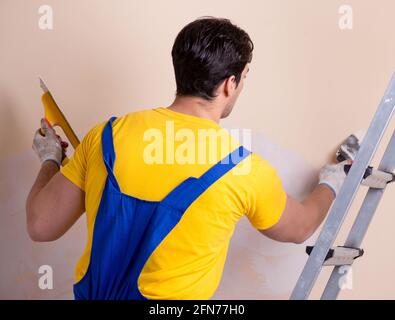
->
xmin=171 ymin=17 xmax=254 ymax=101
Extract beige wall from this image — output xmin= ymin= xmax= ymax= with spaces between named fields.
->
xmin=1 ymin=0 xmax=395 ymax=299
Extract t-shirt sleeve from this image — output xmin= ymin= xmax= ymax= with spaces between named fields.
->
xmin=60 ymin=123 xmax=102 ymax=191
xmin=245 ymin=154 xmax=287 ymax=230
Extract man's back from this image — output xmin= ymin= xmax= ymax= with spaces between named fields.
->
xmin=61 ymin=107 xmax=286 ymax=299
xmin=27 ymin=17 xmax=343 ymax=300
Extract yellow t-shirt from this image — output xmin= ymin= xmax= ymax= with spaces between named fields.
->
xmin=60 ymin=107 xmax=287 ymax=299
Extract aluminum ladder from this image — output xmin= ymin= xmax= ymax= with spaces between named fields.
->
xmin=290 ymin=73 xmax=395 ymax=300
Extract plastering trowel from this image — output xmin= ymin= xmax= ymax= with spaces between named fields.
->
xmin=39 ymin=77 xmax=80 ymax=165
xmin=336 ymin=132 xmax=395 ymax=188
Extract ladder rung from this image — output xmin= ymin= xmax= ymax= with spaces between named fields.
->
xmin=344 ymin=165 xmax=395 ymax=188
xmin=306 ymin=246 xmax=364 ymax=266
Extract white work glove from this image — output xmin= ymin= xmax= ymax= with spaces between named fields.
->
xmin=318 ymin=160 xmax=352 ymax=197
xmin=32 ymin=119 xmax=67 ymax=167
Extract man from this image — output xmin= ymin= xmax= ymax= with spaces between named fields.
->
xmin=26 ymin=17 xmax=349 ymax=299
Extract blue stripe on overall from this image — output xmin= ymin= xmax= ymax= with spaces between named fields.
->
xmin=73 ymin=117 xmax=251 ymax=300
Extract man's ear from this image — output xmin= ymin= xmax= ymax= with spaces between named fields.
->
xmin=224 ymin=75 xmax=236 ymax=97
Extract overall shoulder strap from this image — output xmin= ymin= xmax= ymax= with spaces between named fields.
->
xmin=199 ymin=146 xmax=251 ymax=188
xmin=101 ymin=116 xmax=121 ymax=191
xmin=162 ymin=146 xmax=251 ymax=212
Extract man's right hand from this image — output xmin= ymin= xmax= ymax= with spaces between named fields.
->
xmin=32 ymin=119 xmax=68 ymax=167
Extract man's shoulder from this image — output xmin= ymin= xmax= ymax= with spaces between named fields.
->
xmin=86 ymin=108 xmax=159 ymax=135
xmin=124 ymin=107 xmax=163 ymax=119
xmin=229 ymin=152 xmax=280 ymax=183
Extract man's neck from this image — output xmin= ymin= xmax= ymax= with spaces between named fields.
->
xmin=167 ymin=96 xmax=223 ymax=123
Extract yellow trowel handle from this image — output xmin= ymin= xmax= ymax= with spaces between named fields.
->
xmin=41 ymin=91 xmax=80 ymax=166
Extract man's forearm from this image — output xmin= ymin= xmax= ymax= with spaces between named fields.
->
xmin=301 ymin=184 xmax=335 ymax=239
xmin=26 ymin=161 xmax=59 ymax=225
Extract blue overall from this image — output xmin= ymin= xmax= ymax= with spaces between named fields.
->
xmin=73 ymin=117 xmax=251 ymax=300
